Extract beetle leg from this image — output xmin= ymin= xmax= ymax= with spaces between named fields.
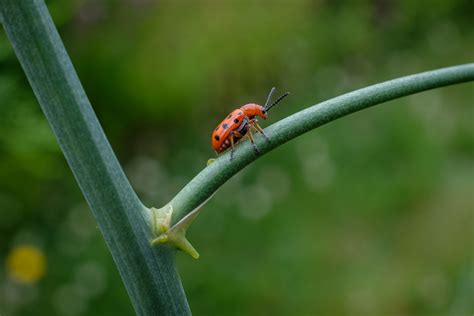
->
xmin=230 ymin=132 xmax=235 ymax=161
xmin=253 ymin=122 xmax=270 ymax=143
xmin=247 ymin=128 xmax=260 ymax=154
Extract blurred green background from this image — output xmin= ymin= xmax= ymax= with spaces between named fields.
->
xmin=1 ymin=0 xmax=473 ymax=315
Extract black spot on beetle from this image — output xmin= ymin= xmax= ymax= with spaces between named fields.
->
xmin=234 ymin=118 xmax=239 ymax=123
xmin=223 ymin=123 xmax=229 ymax=129
xmin=238 ymin=112 xmax=243 ymax=115
xmin=214 ymin=135 xmax=220 ymax=141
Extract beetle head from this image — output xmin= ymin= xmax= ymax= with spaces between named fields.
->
xmin=259 ymin=106 xmax=269 ymax=119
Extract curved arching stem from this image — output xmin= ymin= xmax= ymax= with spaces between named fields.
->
xmin=159 ymin=64 xmax=474 ymax=246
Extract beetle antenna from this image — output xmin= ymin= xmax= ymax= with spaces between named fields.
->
xmin=264 ymin=87 xmax=276 ymax=108
xmin=264 ymin=92 xmax=290 ymax=112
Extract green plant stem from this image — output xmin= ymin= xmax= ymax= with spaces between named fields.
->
xmin=169 ymin=63 xmax=474 ymax=226
xmin=0 ymin=1 xmax=190 ymax=315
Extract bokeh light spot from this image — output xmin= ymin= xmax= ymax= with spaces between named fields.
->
xmin=6 ymin=245 xmax=46 ymax=284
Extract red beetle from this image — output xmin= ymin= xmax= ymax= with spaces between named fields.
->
xmin=211 ymin=87 xmax=289 ymax=160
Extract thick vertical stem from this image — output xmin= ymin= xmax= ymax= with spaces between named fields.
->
xmin=0 ymin=1 xmax=190 ymax=314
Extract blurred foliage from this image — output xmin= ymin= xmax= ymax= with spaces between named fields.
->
xmin=1 ymin=0 xmax=473 ymax=315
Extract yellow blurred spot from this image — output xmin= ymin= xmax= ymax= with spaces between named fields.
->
xmin=6 ymin=245 xmax=46 ymax=283
xmin=207 ymin=158 xmax=216 ymax=166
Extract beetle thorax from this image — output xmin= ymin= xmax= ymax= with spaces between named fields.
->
xmin=240 ymin=103 xmax=267 ymax=119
